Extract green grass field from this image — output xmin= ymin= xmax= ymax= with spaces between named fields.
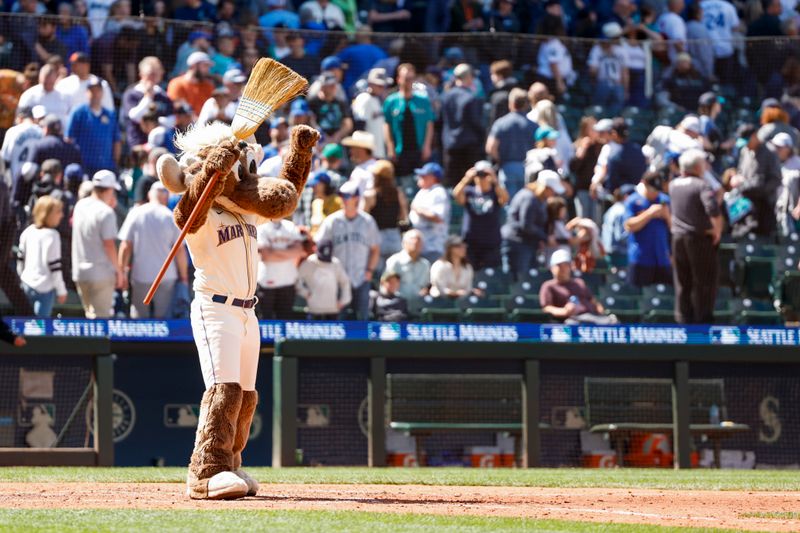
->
xmin=1 ymin=466 xmax=799 ymax=491
xmin=1 ymin=468 xmax=797 ymax=532
xmin=0 ymin=509 xmax=741 ymax=533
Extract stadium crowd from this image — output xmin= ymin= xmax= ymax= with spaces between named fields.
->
xmin=3 ymin=0 xmax=800 ymax=325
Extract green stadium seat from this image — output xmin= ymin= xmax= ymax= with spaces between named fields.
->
xmin=642 ymin=295 xmax=675 ymax=323
xmin=601 ymin=295 xmax=641 ymax=323
xmin=505 ymin=294 xmax=550 ymax=323
xmin=458 ymin=294 xmax=507 ymax=323
xmin=419 ymin=295 xmax=461 ymax=323
xmin=734 ymin=242 xmax=778 ymax=300
xmin=642 ymin=283 xmax=675 ymax=299
xmin=598 ymin=281 xmax=642 ymax=299
xmin=474 ymin=267 xmax=512 ymax=296
xmin=573 ymin=270 xmax=605 ymax=293
xmin=734 ymin=298 xmax=783 ymax=325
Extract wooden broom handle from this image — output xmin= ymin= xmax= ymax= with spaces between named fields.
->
xmin=142 ymin=169 xmax=222 ymax=306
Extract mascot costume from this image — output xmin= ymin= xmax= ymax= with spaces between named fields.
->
xmin=157 ymin=120 xmax=319 ymax=500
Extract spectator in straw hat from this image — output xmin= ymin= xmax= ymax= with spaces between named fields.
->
xmin=342 ymin=130 xmax=377 ymax=196
xmin=352 ymin=68 xmax=391 ymax=158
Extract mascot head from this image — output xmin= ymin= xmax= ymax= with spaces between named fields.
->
xmin=157 ymin=121 xmax=319 ymax=222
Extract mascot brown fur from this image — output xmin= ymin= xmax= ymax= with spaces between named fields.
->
xmin=158 ymin=122 xmax=319 ymax=499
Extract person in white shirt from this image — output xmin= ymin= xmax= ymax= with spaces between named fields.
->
xmin=1 ymin=107 xmax=42 ymax=189
xmin=256 ymin=218 xmax=306 ymax=319
xmin=299 ymin=0 xmax=346 ymax=29
xmin=71 ymin=170 xmax=123 ymax=319
xmin=409 ymin=162 xmax=450 ymax=263
xmin=589 ymin=118 xmax=619 ymax=200
xmin=296 ymin=240 xmax=352 ymax=319
xmin=342 ymin=130 xmax=378 ymax=196
xmin=385 ymin=229 xmax=431 ymax=301
xmin=700 ymin=0 xmax=741 ymax=84
xmin=536 ymin=15 xmax=576 ymax=96
xmin=429 ymin=236 xmax=476 ymax=298
xmin=657 ymin=0 xmax=687 ymax=62
xmin=17 ymin=196 xmax=67 ymax=317
xmin=351 ymin=68 xmax=390 ymax=159
xmin=55 ymin=52 xmax=114 ymax=112
xmin=588 ymin=23 xmax=629 ymax=115
xmin=18 ymin=64 xmax=71 ymax=127
xmin=118 ymin=182 xmax=189 ymax=319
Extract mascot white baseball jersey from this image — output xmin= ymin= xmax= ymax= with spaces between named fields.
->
xmin=157 ymin=120 xmax=319 ymax=501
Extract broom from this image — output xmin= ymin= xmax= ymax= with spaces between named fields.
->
xmin=143 ymin=58 xmax=308 ymax=306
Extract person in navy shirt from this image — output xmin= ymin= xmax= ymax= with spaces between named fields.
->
xmin=66 ymin=77 xmax=120 ymax=177
xmin=623 ymin=171 xmax=673 ymax=287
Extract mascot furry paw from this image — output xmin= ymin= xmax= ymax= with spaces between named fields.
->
xmin=157 ymin=121 xmax=319 ymax=500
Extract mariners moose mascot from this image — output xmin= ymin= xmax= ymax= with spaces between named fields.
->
xmin=150 ymin=59 xmax=318 ymax=500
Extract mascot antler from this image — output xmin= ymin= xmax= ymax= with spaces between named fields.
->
xmin=143 ymin=59 xmax=308 ymax=306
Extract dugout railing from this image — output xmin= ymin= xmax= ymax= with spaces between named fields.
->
xmin=0 ymin=337 xmax=114 ymax=466
xmin=272 ymin=339 xmax=799 ymax=469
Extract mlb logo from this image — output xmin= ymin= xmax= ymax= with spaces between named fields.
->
xmin=709 ymin=327 xmax=741 ymax=345
xmin=164 ymin=404 xmax=199 ymax=428
xmin=541 ymin=325 xmax=573 ymax=343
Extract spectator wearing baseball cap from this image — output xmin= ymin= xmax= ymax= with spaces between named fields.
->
xmin=352 ymin=68 xmax=391 ymax=159
xmin=502 ymin=169 xmax=564 ymax=280
xmin=289 ymin=98 xmax=312 ymax=126
xmin=410 ymin=162 xmax=450 ymax=263
xmin=308 ymin=71 xmax=353 ymax=143
xmin=66 ymin=76 xmax=120 ymax=176
xmin=772 ymin=132 xmax=800 ymax=236
xmin=315 ymin=180 xmax=381 ymax=321
xmin=735 ymin=123 xmax=782 ymax=237
xmin=370 ymin=269 xmax=408 ymax=322
xmin=167 ymin=51 xmax=215 ymax=116
xmin=442 ymin=64 xmax=486 ymax=187
xmin=662 ymin=52 xmax=710 ymax=112
xmin=605 ymin=118 xmax=647 ymax=194
xmin=540 ymin=249 xmax=617 ymax=324
xmin=698 ymin=92 xmax=726 ymax=160
xmin=71 ymin=170 xmax=123 ymax=319
xmin=623 ymin=171 xmax=673 ymax=287
xmin=453 ymin=160 xmax=509 ymax=270
xmin=56 ymin=52 xmax=115 ymax=111
xmin=525 ymin=125 xmax=562 ymax=180
xmin=308 ymin=171 xmax=343 ymax=236
xmin=118 ymin=175 xmax=188 ymax=319
xmin=587 ymin=22 xmax=628 ymax=116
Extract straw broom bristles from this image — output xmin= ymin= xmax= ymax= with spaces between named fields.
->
xmin=230 ymin=58 xmax=309 ymax=140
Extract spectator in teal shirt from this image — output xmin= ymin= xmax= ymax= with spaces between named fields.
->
xmin=383 ymin=63 xmax=435 ymax=177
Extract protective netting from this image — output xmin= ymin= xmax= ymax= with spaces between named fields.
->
xmin=292 ymin=356 xmax=800 ymax=468
xmin=1 ymin=12 xmax=800 ymax=325
xmin=0 ymin=354 xmax=94 ymax=449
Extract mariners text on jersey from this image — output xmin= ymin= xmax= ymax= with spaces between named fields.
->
xmin=217 ymin=222 xmax=258 ymax=247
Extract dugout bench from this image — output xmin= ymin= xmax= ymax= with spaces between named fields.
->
xmin=272 ymin=339 xmax=799 ymax=469
xmin=387 ymin=374 xmax=551 ymax=466
xmin=586 ymin=377 xmax=749 ymax=468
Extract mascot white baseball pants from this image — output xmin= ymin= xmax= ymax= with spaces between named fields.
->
xmin=190 ymin=292 xmax=260 ymax=391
